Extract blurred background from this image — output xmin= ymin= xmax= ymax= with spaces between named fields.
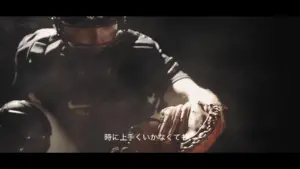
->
xmin=0 ymin=17 xmax=281 ymax=152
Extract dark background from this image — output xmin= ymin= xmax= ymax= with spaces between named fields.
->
xmin=0 ymin=17 xmax=282 ymax=152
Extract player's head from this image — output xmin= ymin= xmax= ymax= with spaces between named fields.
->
xmin=50 ymin=16 xmax=127 ymax=50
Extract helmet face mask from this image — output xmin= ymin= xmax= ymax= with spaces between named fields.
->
xmin=63 ymin=23 xmax=118 ymax=46
xmin=51 ymin=16 xmax=126 ymax=50
xmin=59 ymin=16 xmax=119 ymax=28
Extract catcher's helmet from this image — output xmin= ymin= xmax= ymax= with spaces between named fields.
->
xmin=0 ymin=100 xmax=52 ymax=152
xmin=50 ymin=16 xmax=127 ymax=49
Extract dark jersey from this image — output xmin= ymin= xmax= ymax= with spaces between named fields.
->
xmin=12 ymin=28 xmax=190 ymax=151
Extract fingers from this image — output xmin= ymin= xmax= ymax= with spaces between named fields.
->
xmin=158 ymin=107 xmax=174 ymax=136
xmin=158 ymin=103 xmax=193 ymax=142
xmin=178 ymin=102 xmax=191 ymax=136
xmin=168 ymin=104 xmax=183 ymax=137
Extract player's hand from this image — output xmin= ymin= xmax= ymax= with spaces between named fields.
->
xmin=158 ymin=102 xmax=189 ymax=140
xmin=120 ymin=101 xmax=225 ymax=152
xmin=158 ymin=101 xmax=226 ymax=152
xmin=182 ymin=101 xmax=209 ymax=140
xmin=157 ymin=101 xmax=209 ymax=140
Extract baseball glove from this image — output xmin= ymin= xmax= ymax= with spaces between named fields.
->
xmin=111 ymin=101 xmax=226 ymax=153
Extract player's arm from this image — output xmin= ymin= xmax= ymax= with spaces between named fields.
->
xmin=10 ymin=29 xmax=56 ymax=103
xmin=149 ymin=39 xmax=220 ymax=105
xmin=11 ymin=33 xmax=38 ymax=101
xmin=150 ymin=38 xmax=225 ymax=152
xmin=172 ymin=79 xmax=220 ymax=105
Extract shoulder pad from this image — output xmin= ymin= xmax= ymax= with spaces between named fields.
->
xmin=125 ymin=29 xmax=174 ymax=65
xmin=17 ymin=28 xmax=57 ymax=51
xmin=126 ymin=29 xmax=159 ymax=50
xmin=16 ymin=28 xmax=61 ymax=64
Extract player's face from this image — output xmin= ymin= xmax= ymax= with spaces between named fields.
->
xmin=63 ymin=24 xmax=118 ymax=47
